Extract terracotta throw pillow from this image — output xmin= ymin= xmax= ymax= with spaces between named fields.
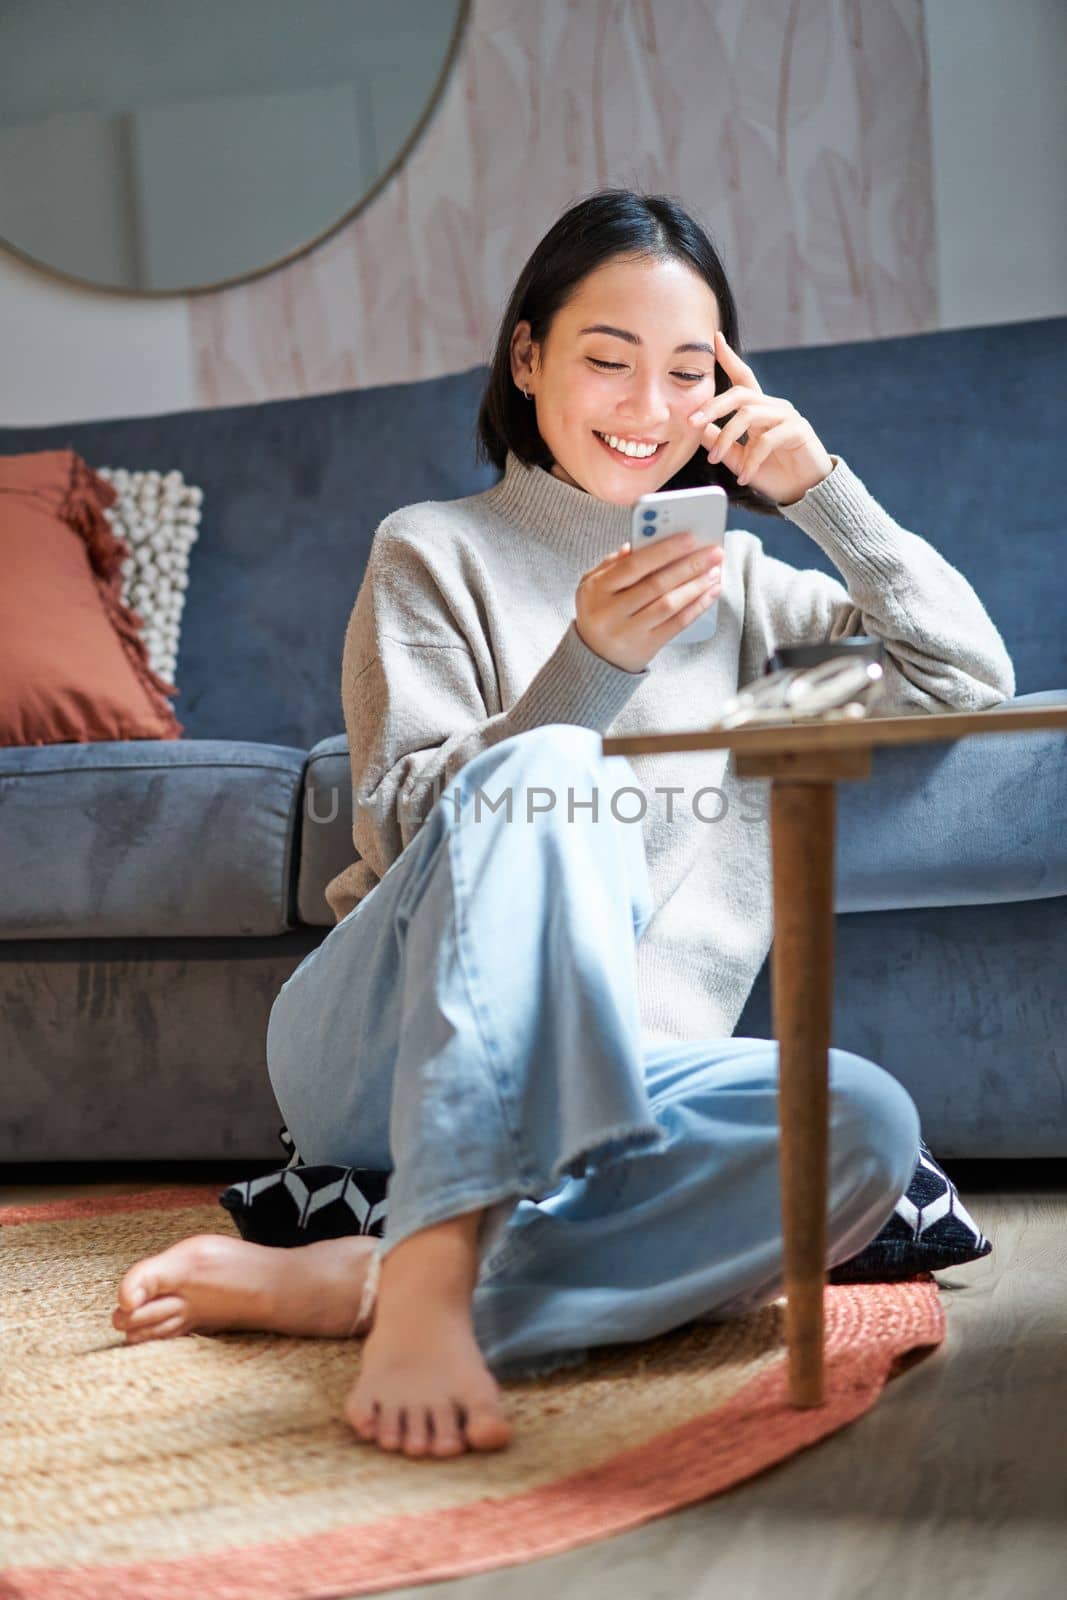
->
xmin=0 ymin=449 xmax=183 ymax=746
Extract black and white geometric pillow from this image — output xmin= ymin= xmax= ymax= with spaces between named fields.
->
xmin=220 ymin=1130 xmax=991 ymax=1283
xmin=828 ymin=1138 xmax=992 ymax=1283
xmin=217 ymin=1126 xmax=389 ymax=1250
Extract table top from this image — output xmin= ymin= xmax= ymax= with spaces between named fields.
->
xmin=602 ymin=702 xmax=1067 ymax=758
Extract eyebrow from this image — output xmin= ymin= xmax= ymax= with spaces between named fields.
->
xmin=577 ymin=324 xmax=716 ymax=357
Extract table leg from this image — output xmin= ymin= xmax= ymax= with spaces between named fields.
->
xmin=769 ymin=777 xmax=836 ymax=1407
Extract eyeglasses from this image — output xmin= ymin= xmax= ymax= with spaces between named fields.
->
xmin=714 ymin=656 xmax=886 ymax=729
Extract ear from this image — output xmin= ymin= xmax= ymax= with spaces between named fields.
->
xmin=509 ymin=320 xmax=538 ymax=391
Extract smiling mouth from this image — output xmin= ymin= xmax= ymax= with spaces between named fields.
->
xmin=593 ymin=431 xmax=667 ymax=460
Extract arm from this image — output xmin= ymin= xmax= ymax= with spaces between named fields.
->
xmin=741 ymin=455 xmax=1016 ymax=712
xmin=342 ymin=522 xmax=647 ymax=882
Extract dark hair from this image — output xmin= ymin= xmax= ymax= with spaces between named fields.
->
xmin=475 ymin=188 xmax=781 ymax=519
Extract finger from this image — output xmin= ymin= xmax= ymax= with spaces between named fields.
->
xmin=736 ymin=418 xmax=800 ymax=485
xmin=606 ymin=530 xmax=700 ymax=591
xmin=713 ymin=400 xmax=780 ymax=464
xmin=637 ymin=564 xmax=722 ymax=632
xmin=580 ymin=542 xmax=630 ymax=585
xmin=714 ymin=329 xmax=762 ymax=391
xmin=623 ymin=543 xmax=722 ymax=615
xmin=710 ymin=401 xmax=785 ymax=463
xmin=688 ymin=384 xmax=754 ymax=427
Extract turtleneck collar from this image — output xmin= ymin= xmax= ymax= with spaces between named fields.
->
xmin=484 ymin=448 xmax=634 ymax=567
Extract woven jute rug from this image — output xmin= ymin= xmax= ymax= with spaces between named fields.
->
xmin=0 ymin=1187 xmax=945 ymax=1599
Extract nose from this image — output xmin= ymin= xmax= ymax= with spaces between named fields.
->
xmin=614 ymin=372 xmax=673 ymax=434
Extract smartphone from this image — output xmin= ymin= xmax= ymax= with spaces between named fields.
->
xmin=630 ymin=483 xmax=727 ymax=644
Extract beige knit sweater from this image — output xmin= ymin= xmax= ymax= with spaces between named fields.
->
xmin=325 ymin=448 xmax=1015 ymax=1047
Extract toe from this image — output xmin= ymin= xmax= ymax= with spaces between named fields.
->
xmin=403 ymin=1408 xmax=431 ymax=1457
xmin=430 ymin=1402 xmax=466 ymax=1457
xmin=116 ymin=1259 xmax=161 ymax=1313
xmin=124 ymin=1312 xmax=188 ymax=1344
xmin=377 ymin=1405 xmax=403 ymax=1452
xmin=345 ymin=1392 xmax=379 ymax=1440
xmin=127 ymin=1294 xmax=187 ymax=1329
xmin=463 ymin=1401 xmax=513 ymax=1452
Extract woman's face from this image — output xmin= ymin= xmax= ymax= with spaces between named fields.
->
xmin=510 ymin=255 xmax=721 ymax=503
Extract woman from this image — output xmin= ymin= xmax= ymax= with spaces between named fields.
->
xmin=112 ymin=190 xmax=1014 ymax=1460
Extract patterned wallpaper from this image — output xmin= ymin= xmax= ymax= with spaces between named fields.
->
xmin=189 ymin=0 xmax=936 ymax=408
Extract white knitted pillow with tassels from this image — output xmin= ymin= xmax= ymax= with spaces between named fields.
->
xmin=96 ymin=466 xmax=202 ymax=688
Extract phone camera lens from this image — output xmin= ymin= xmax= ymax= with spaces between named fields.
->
xmin=642 ymin=510 xmax=657 ymax=521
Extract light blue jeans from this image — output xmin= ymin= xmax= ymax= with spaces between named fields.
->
xmin=267 ymin=725 xmax=921 ymax=1380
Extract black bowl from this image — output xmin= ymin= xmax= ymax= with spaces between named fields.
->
xmin=763 ymin=635 xmax=887 ymax=676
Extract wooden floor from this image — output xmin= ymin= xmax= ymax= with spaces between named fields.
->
xmin=3 ymin=1158 xmax=1064 ymax=1600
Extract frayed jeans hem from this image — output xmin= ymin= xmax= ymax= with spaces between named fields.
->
xmin=378 ymin=1179 xmax=528 ymax=1267
xmin=549 ymin=1119 xmax=668 ymax=1187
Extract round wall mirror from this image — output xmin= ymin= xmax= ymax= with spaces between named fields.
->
xmin=0 ymin=0 xmax=469 ymax=296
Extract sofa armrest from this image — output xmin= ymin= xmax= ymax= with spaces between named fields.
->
xmin=298 ymin=735 xmax=355 ymax=925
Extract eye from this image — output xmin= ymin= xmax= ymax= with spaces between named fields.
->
xmin=587 ymin=358 xmax=706 ymax=383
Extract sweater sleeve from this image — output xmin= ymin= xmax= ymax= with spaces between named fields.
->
xmin=740 ymin=455 xmax=1016 ymax=711
xmin=339 ymin=520 xmax=648 ymax=884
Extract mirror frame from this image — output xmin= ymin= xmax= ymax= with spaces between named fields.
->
xmin=0 ymin=0 xmax=471 ymax=299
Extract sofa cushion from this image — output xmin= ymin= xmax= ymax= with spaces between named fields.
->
xmin=0 ymin=739 xmax=306 ymax=938
xmin=296 ymin=692 xmax=1067 ymax=926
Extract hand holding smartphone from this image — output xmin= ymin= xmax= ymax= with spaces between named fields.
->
xmin=630 ymin=484 xmax=727 ymax=644
xmin=573 ymin=484 xmax=727 ymax=672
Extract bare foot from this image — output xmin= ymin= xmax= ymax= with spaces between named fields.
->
xmin=112 ymin=1233 xmax=378 ymax=1344
xmin=344 ymin=1209 xmax=513 ymax=1460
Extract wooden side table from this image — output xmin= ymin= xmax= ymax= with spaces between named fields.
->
xmin=603 ymin=703 xmax=1067 ymax=1407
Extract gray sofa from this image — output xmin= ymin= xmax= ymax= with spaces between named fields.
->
xmin=2 ymin=317 xmax=1065 ymax=1163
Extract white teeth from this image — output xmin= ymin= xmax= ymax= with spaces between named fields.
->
xmin=597 ymin=432 xmax=660 ymax=458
